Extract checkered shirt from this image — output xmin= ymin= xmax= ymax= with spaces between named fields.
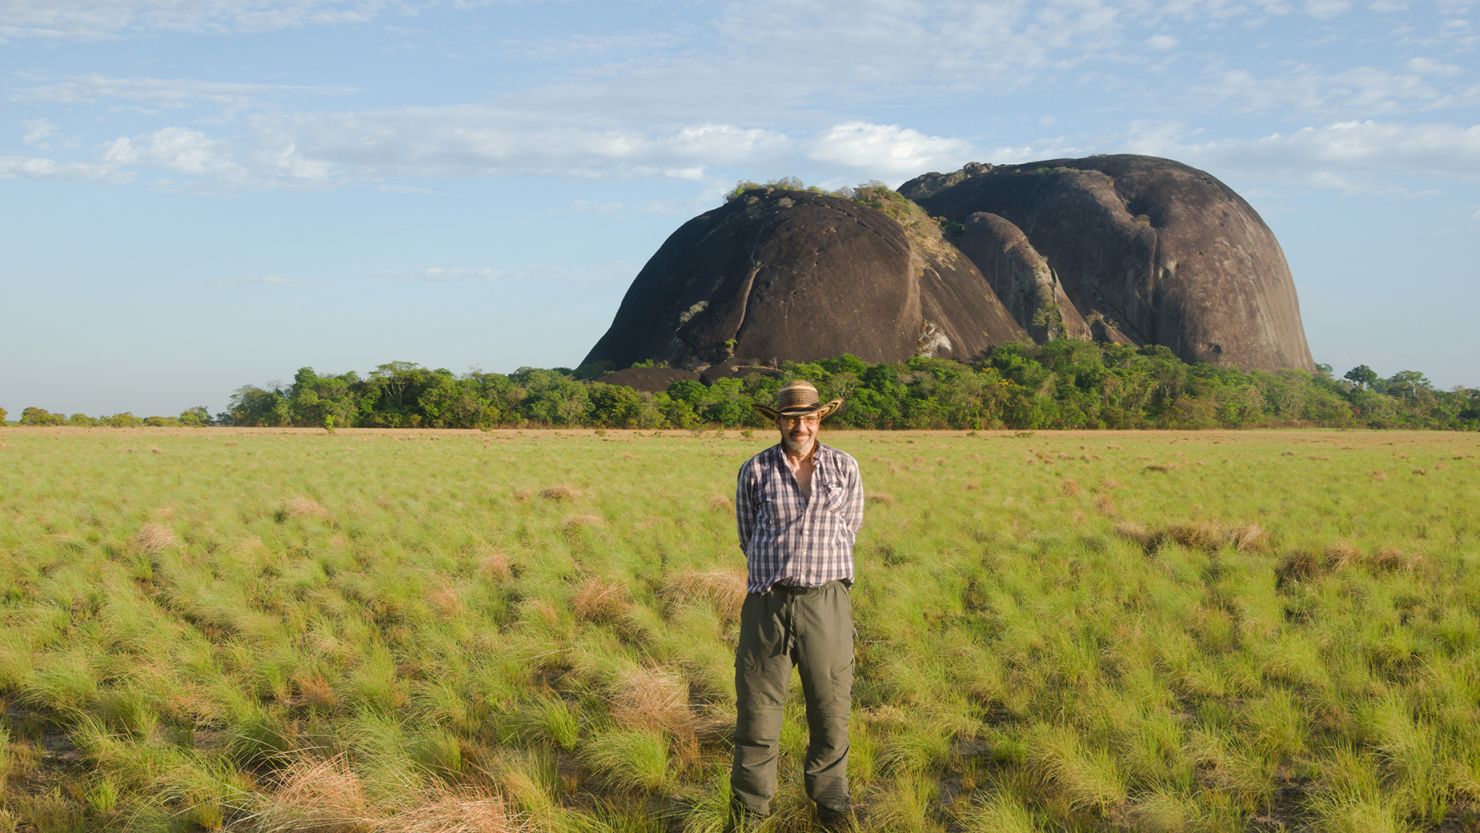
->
xmin=735 ymin=441 xmax=864 ymax=594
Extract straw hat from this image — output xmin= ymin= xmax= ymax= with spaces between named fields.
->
xmin=754 ymin=380 xmax=843 ymax=421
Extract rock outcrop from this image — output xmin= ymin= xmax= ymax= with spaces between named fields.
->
xmin=953 ymin=212 xmax=1093 ymax=343
xmin=584 ymin=154 xmax=1316 ymax=376
xmin=902 ymin=155 xmax=1316 ymax=372
xmin=582 ymin=188 xmax=1025 ymax=373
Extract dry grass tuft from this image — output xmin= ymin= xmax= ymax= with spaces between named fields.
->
xmin=1372 ymin=547 xmax=1425 ymax=572
xmin=1116 ymin=521 xmax=1267 ymax=554
xmin=252 ymin=753 xmax=527 ymax=833
xmin=477 ymin=549 xmax=514 ymax=582
xmin=1114 ymin=522 xmax=1154 ymax=549
xmin=292 ymin=672 xmax=338 ymax=711
xmin=523 ymin=599 xmax=560 ymax=627
xmin=610 ymin=666 xmax=696 ymax=745
xmin=867 ymin=492 xmax=896 ymax=506
xmin=1324 ymin=541 xmax=1363 ymax=570
xmin=572 ymin=578 xmax=632 ymax=623
xmin=708 ymin=494 xmax=733 ymax=512
xmin=1166 ymin=520 xmax=1272 ymax=553
xmin=254 ymin=753 xmax=371 ymax=830
xmin=660 ymin=569 xmax=746 ymax=623
xmin=428 ymin=585 xmax=464 ymax=619
xmin=283 ymin=496 xmax=331 ymax=519
xmin=539 ymin=485 xmax=579 ymax=501
xmin=1281 ymin=545 xmax=1427 ymax=584
xmin=134 ymin=523 xmax=178 ymax=554
xmin=562 ymin=514 xmax=603 ymax=535
xmin=1144 ymin=463 xmax=1180 ymax=473
xmin=385 ymin=791 xmax=526 ymax=833
xmin=1061 ymin=479 xmax=1081 ymax=497
xmin=1277 ymin=549 xmax=1327 ymax=584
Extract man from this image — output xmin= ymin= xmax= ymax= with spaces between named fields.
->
xmin=731 ymin=380 xmax=864 ymax=830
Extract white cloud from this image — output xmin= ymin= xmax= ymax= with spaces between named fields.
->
xmin=1126 ymin=119 xmax=1480 ymax=192
xmin=254 ymin=142 xmax=332 ymax=183
xmin=22 ymin=118 xmax=56 ymax=147
xmin=1304 ymin=0 xmax=1353 ymax=17
xmin=1405 ymin=57 xmax=1462 ymax=76
xmin=1147 ymin=33 xmax=1179 ymax=50
xmin=1208 ymin=64 xmax=1475 ymax=116
xmin=0 ymin=0 xmax=398 ymax=40
xmin=101 ymin=127 xmax=247 ymax=180
xmin=662 ymin=125 xmax=789 ymax=164
xmin=0 ymin=154 xmax=123 ymax=181
xmin=807 ymin=122 xmax=973 ymax=178
xmin=0 ymin=102 xmax=1020 ymax=191
xmin=16 ymin=73 xmax=353 ymax=111
xmin=242 ymin=108 xmax=793 ymax=183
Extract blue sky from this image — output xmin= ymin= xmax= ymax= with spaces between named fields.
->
xmin=2 ymin=0 xmax=1477 ymax=417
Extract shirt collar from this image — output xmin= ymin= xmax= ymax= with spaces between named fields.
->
xmin=770 ymin=440 xmax=831 ymax=464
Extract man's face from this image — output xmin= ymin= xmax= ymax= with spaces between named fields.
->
xmin=776 ymin=412 xmax=820 ymax=454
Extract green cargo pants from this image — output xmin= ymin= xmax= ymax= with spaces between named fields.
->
xmin=731 ymin=580 xmax=853 ymax=818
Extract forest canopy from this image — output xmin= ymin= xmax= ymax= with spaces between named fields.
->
xmin=12 ymin=341 xmax=1474 ymax=431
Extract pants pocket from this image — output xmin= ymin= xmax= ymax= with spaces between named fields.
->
xmin=829 ymin=658 xmax=854 ymax=707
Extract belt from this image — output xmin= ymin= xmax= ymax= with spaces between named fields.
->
xmin=759 ymin=579 xmax=845 ymax=596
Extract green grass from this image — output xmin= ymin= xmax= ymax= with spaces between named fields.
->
xmin=0 ymin=427 xmax=1477 ymax=831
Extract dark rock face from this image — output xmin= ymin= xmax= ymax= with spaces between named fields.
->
xmin=583 ymin=189 xmax=1025 ymax=371
xmin=595 ymin=366 xmax=699 ymax=392
xmin=954 ymin=212 xmax=1092 ymax=343
xmin=903 ymin=155 xmax=1315 ymax=372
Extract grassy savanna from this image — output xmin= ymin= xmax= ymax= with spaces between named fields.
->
xmin=1 ymin=428 xmax=1477 ymax=832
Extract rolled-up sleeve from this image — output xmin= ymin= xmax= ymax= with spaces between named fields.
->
xmin=736 ymin=460 xmax=757 ymax=555
xmin=841 ymin=457 xmax=864 ymax=536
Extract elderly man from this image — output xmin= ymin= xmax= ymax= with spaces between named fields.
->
xmin=730 ymin=380 xmax=864 ymax=830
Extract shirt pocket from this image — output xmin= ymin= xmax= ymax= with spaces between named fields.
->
xmin=817 ymin=477 xmax=849 ymax=516
xmin=761 ymin=479 xmax=796 ymax=524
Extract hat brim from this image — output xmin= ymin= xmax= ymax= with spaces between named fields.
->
xmin=754 ymin=399 xmax=843 ymax=422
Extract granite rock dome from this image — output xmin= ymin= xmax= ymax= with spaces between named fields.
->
xmin=582 ymin=188 xmax=1025 ymax=374
xmin=902 ymin=155 xmax=1316 ymax=371
xmin=584 ymin=155 xmax=1315 ymax=377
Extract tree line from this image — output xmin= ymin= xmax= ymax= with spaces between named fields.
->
xmin=8 ymin=342 xmax=1476 ymax=431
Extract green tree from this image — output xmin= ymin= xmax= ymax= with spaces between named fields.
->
xmin=699 ymin=378 xmax=754 ymax=426
xmin=1344 ymin=364 xmax=1379 ymax=390
xmin=1385 ymin=370 xmax=1433 ymax=407
xmin=363 ymin=361 xmax=438 ymax=427
xmin=588 ymin=382 xmax=645 ymax=427
xmin=0 ymin=406 xmax=7 ymax=424
xmin=514 ymin=368 xmax=591 ymax=426
xmin=179 ymin=406 xmax=212 ymax=427
xmin=420 ymin=372 xmax=504 ymax=428
xmin=1457 ymin=388 xmax=1480 ymax=428
xmin=20 ymin=407 xmax=65 ymax=426
xmin=227 ymin=385 xmax=288 ymax=426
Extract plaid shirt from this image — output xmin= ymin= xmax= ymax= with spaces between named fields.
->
xmin=736 ymin=441 xmax=864 ymax=593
